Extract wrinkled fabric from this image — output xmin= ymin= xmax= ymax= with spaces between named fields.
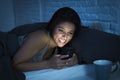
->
xmin=24 ymin=65 xmax=96 ymax=80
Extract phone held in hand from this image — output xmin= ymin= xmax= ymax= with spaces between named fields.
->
xmin=58 ymin=46 xmax=75 ymax=60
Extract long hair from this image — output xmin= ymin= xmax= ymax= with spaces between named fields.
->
xmin=46 ymin=7 xmax=82 ymax=38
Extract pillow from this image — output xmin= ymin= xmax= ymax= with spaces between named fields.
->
xmin=0 ymin=42 xmax=4 ymax=57
xmin=0 ymin=56 xmax=25 ymax=80
xmin=0 ymin=56 xmax=15 ymax=80
xmin=18 ymin=35 xmax=25 ymax=46
xmin=6 ymin=33 xmax=20 ymax=57
xmin=8 ymin=22 xmax=47 ymax=36
xmin=71 ymin=28 xmax=120 ymax=63
xmin=0 ymin=32 xmax=20 ymax=57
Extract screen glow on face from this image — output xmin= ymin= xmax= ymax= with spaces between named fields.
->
xmin=53 ymin=22 xmax=75 ymax=47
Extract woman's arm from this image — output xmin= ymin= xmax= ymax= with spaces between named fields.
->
xmin=12 ymin=30 xmax=51 ymax=72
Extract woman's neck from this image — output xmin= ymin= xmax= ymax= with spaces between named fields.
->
xmin=49 ymin=37 xmax=57 ymax=48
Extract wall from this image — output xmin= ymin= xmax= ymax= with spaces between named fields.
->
xmin=42 ymin=0 xmax=119 ymax=35
xmin=14 ymin=0 xmax=41 ymax=26
xmin=0 ymin=0 xmax=120 ymax=35
xmin=117 ymin=0 xmax=120 ymax=35
xmin=0 ymin=0 xmax=15 ymax=32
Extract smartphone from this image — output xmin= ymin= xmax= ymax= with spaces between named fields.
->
xmin=58 ymin=46 xmax=75 ymax=60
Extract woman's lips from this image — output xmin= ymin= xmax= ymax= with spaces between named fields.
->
xmin=59 ymin=39 xmax=66 ymax=44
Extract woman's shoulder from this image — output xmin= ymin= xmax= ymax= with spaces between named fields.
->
xmin=30 ymin=30 xmax=47 ymax=36
xmin=28 ymin=30 xmax=48 ymax=38
xmin=24 ymin=30 xmax=49 ymax=44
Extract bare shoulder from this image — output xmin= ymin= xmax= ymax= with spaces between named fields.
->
xmin=24 ymin=30 xmax=49 ymax=45
xmin=13 ymin=30 xmax=49 ymax=64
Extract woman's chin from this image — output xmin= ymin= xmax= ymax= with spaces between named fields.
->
xmin=57 ymin=43 xmax=65 ymax=47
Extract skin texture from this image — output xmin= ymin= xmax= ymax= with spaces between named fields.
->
xmin=13 ymin=22 xmax=78 ymax=72
xmin=53 ymin=22 xmax=75 ymax=47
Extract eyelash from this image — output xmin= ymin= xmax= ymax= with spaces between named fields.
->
xmin=58 ymin=29 xmax=73 ymax=35
xmin=69 ymin=32 xmax=73 ymax=35
xmin=58 ymin=29 xmax=63 ymax=32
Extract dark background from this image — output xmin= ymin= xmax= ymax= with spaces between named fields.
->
xmin=0 ymin=0 xmax=120 ymax=35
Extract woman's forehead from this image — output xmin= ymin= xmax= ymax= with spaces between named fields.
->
xmin=56 ymin=22 xmax=75 ymax=29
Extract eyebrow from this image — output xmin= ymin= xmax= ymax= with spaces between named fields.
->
xmin=58 ymin=26 xmax=64 ymax=29
xmin=58 ymin=26 xmax=74 ymax=33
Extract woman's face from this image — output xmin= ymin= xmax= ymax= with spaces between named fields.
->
xmin=53 ymin=22 xmax=75 ymax=47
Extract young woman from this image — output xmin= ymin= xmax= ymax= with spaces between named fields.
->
xmin=13 ymin=7 xmax=82 ymax=80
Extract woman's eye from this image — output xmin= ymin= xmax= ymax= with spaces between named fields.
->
xmin=69 ymin=32 xmax=74 ymax=35
xmin=58 ymin=29 xmax=63 ymax=32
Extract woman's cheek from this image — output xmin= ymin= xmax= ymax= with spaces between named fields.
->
xmin=68 ymin=36 xmax=73 ymax=42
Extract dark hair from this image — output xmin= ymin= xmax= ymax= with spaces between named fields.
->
xmin=46 ymin=7 xmax=82 ymax=38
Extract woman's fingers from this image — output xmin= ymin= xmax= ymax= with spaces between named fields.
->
xmin=55 ymin=54 xmax=61 ymax=58
xmin=54 ymin=54 xmax=78 ymax=68
xmin=60 ymin=55 xmax=69 ymax=59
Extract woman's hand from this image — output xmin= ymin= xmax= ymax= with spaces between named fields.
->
xmin=65 ymin=53 xmax=78 ymax=66
xmin=48 ymin=53 xmax=78 ymax=69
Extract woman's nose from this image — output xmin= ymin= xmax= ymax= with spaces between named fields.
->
xmin=62 ymin=33 xmax=67 ymax=39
